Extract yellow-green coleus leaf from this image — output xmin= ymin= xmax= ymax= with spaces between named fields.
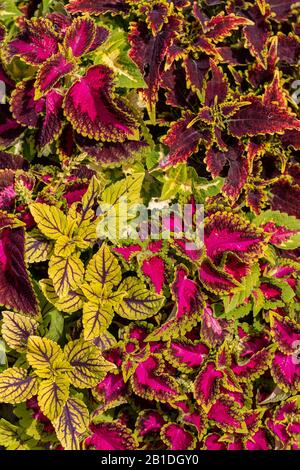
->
xmin=64 ymin=339 xmax=115 ymax=388
xmin=38 ymin=376 xmax=70 ymax=421
xmin=25 ymin=231 xmax=52 ymax=263
xmin=1 ymin=311 xmax=39 ymax=352
xmin=0 ymin=419 xmax=22 ymax=450
xmin=81 ymin=282 xmax=125 ymax=304
xmin=53 ymin=397 xmax=89 ymax=450
xmin=82 ymin=302 xmax=114 ymax=341
xmin=29 ymin=203 xmax=70 ymax=240
xmin=0 ymin=368 xmax=39 ymax=404
xmin=116 ymin=277 xmax=165 ymax=320
xmin=27 ymin=336 xmax=72 ymax=379
xmin=48 ymin=253 xmax=85 ymax=299
xmin=85 ymin=243 xmax=121 ymax=287
xmin=39 ymin=279 xmax=84 ymax=314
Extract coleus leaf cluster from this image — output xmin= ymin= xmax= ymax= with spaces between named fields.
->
xmin=0 ymin=0 xmax=299 ymax=451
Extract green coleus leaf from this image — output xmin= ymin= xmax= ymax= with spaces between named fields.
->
xmin=116 ymin=277 xmax=165 ymax=320
xmin=1 ymin=311 xmax=39 ymax=352
xmin=64 ymin=339 xmax=115 ymax=388
xmin=38 ymin=376 xmax=70 ymax=421
xmin=85 ymin=243 xmax=121 ymax=287
xmin=94 ymin=28 xmax=147 ymax=89
xmin=53 ymin=397 xmax=89 ymax=450
xmin=0 ymin=368 xmax=39 ymax=404
xmin=27 ymin=336 xmax=72 ymax=379
xmin=48 ymin=253 xmax=85 ymax=299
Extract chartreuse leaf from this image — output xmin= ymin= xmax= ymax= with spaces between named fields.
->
xmin=1 ymin=311 xmax=39 ymax=352
xmin=29 ymin=203 xmax=70 ymax=240
xmin=48 ymin=253 xmax=85 ymax=298
xmin=222 ymin=263 xmax=260 ymax=315
xmin=0 ymin=368 xmax=39 ymax=404
xmin=39 ymin=279 xmax=84 ymax=314
xmin=116 ymin=277 xmax=165 ymax=320
xmin=0 ymin=419 xmax=21 ymax=449
xmin=53 ymin=397 xmax=89 ymax=450
xmin=82 ymin=301 xmax=114 ymax=341
xmin=38 ymin=376 xmax=70 ymax=421
xmin=25 ymin=231 xmax=52 ymax=263
xmin=64 ymin=339 xmax=115 ymax=388
xmin=95 ymin=28 xmax=146 ymax=89
xmin=27 ymin=336 xmax=72 ymax=379
xmin=85 ymin=243 xmax=121 ymax=287
xmin=77 ymin=175 xmax=102 ymax=228
xmin=97 ymin=173 xmax=144 ymax=240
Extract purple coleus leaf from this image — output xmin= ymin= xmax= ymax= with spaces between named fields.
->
xmin=161 ymin=423 xmax=195 ymax=450
xmin=147 ymin=265 xmax=205 ymax=341
xmin=94 ymin=372 xmax=126 ymax=412
xmin=243 ymin=5 xmax=271 ymax=65
xmin=207 ymin=396 xmax=246 ymax=433
xmin=38 ymin=90 xmax=64 ymax=149
xmin=131 ymin=355 xmax=183 ymax=402
xmin=0 ymin=213 xmax=39 ymax=316
xmin=141 ymin=256 xmax=165 ymax=294
xmin=0 ymin=171 xmax=15 ymax=211
xmin=35 ymin=53 xmax=75 ymax=99
xmin=64 ymin=16 xmax=96 ymax=58
xmin=229 ymin=74 xmax=300 ymax=137
xmin=86 ymin=422 xmax=137 ymax=450
xmin=160 ymin=112 xmax=211 ymax=168
xmin=164 ymin=340 xmax=209 ymax=372
xmin=271 ymin=350 xmax=300 ymax=394
xmin=206 ymin=142 xmax=248 ymax=200
xmin=136 ymin=410 xmax=165 ymax=437
xmin=113 ymin=244 xmax=142 ymax=262
xmin=268 ymin=0 xmax=299 ymax=20
xmin=270 ymin=180 xmax=300 ymax=219
xmin=204 ymin=212 xmax=265 ymax=265
xmin=10 ymin=79 xmax=45 ymax=128
xmin=201 ymin=305 xmax=233 ymax=347
xmin=7 ymin=18 xmax=59 ymax=65
xmin=199 ymin=258 xmax=239 ymax=294
xmin=270 ymin=312 xmax=300 ymax=355
xmin=46 ymin=13 xmax=72 ymax=37
xmin=0 ymin=151 xmax=27 ymax=171
xmin=76 ymin=135 xmax=147 ymax=165
xmin=245 ymin=428 xmax=271 ymax=450
xmin=66 ymin=0 xmax=130 ymax=15
xmin=231 ymin=347 xmax=274 ymax=382
xmin=63 ymin=65 xmax=137 ymax=141
xmin=128 ymin=16 xmax=181 ymax=115
xmin=194 ymin=361 xmax=223 ymax=409
xmin=88 ymin=26 xmax=110 ymax=53
xmin=0 ymin=23 xmax=5 ymax=42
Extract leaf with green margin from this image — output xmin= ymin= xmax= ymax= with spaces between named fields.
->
xmin=253 ymin=210 xmax=300 ymax=249
xmin=0 ymin=367 xmax=39 ymax=404
xmin=38 ymin=376 xmax=70 ymax=421
xmin=53 ymin=397 xmax=89 ymax=450
xmin=45 ymin=309 xmax=64 ymax=343
xmin=116 ymin=277 xmax=165 ymax=320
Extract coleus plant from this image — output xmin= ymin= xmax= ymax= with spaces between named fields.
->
xmin=0 ymin=0 xmax=299 ymax=451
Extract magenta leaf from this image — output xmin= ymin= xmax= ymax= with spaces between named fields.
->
xmin=64 ymin=16 xmax=96 ymax=58
xmin=7 ymin=18 xmax=59 ymax=65
xmin=161 ymin=423 xmax=195 ymax=450
xmin=38 ymin=90 xmax=63 ymax=149
xmin=141 ymin=256 xmax=165 ymax=294
xmin=207 ymin=396 xmax=246 ymax=433
xmin=63 ymin=65 xmax=137 ymax=141
xmin=86 ymin=422 xmax=137 ymax=450
xmin=131 ymin=355 xmax=182 ymax=402
xmin=194 ymin=361 xmax=223 ymax=409
xmin=271 ymin=350 xmax=300 ymax=394
xmin=35 ymin=53 xmax=75 ymax=98
xmin=66 ymin=0 xmax=130 ymax=15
